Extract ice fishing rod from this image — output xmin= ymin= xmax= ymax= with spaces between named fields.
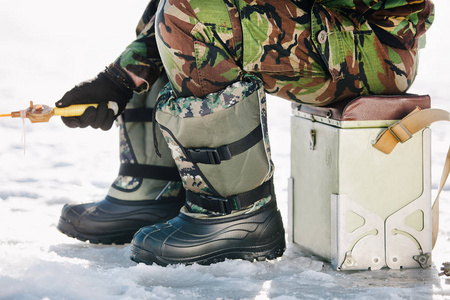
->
xmin=0 ymin=101 xmax=118 ymax=123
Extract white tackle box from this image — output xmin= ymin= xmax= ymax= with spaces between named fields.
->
xmin=288 ymin=95 xmax=432 ymax=270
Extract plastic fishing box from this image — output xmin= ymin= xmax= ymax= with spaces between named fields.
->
xmin=288 ymin=94 xmax=432 ymax=270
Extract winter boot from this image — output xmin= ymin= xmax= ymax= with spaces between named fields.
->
xmin=57 ymin=74 xmax=185 ymax=244
xmin=130 ymin=75 xmax=286 ymax=265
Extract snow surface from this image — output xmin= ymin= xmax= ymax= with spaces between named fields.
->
xmin=1 ymin=1 xmax=450 ymax=299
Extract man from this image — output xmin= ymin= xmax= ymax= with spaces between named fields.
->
xmin=56 ymin=0 xmax=434 ymax=266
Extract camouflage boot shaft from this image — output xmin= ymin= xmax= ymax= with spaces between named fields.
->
xmin=155 ymin=75 xmax=274 ymax=216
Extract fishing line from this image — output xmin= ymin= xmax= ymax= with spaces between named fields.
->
xmin=19 ymin=109 xmax=27 ymax=154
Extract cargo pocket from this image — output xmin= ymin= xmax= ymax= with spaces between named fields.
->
xmin=310 ymin=3 xmax=380 ymax=84
xmin=191 ymin=21 xmax=242 ymax=95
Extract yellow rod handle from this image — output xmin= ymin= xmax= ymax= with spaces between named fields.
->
xmin=53 ymin=104 xmax=99 ymax=117
xmin=53 ymin=102 xmax=118 ymax=117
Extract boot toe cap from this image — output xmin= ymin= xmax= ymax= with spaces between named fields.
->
xmin=59 ymin=203 xmax=88 ymax=225
xmin=132 ymin=223 xmax=173 ymax=251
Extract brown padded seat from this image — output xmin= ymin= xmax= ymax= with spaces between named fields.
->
xmin=294 ymin=94 xmax=431 ymax=121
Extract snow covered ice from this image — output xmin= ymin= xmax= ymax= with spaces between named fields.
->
xmin=1 ymin=1 xmax=450 ymax=299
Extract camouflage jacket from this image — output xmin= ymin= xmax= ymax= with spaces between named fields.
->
xmin=116 ymin=0 xmax=434 ymax=94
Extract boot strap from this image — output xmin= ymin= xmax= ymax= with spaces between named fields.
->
xmin=120 ymin=108 xmax=179 ymax=181
xmin=122 ymin=108 xmax=154 ymax=122
xmin=186 ymin=178 xmax=274 ymax=214
xmin=119 ymin=163 xmax=180 ymax=181
xmin=185 ymin=124 xmax=263 ymax=165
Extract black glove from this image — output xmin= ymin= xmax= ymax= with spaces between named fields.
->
xmin=56 ymin=65 xmax=135 ymax=130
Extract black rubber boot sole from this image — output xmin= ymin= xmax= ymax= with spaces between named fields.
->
xmin=130 ymin=200 xmax=286 ymax=266
xmin=57 ymin=216 xmax=138 ymax=245
xmin=130 ymin=235 xmax=286 ymax=266
xmin=57 ymin=196 xmax=184 ymax=245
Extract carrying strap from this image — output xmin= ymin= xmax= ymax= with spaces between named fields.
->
xmin=185 ymin=124 xmax=263 ymax=165
xmin=373 ymin=107 xmax=450 ymax=249
xmin=186 ymin=178 xmax=274 ymax=214
xmin=119 ymin=163 xmax=180 ymax=181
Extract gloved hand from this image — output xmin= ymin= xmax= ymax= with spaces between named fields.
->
xmin=56 ymin=64 xmax=135 ymax=130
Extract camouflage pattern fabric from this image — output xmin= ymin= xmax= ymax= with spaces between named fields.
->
xmin=112 ymin=119 xmax=140 ymax=191
xmin=156 ymin=74 xmax=258 ymax=119
xmin=117 ymin=0 xmax=434 ymax=106
xmin=116 ymin=0 xmax=164 ymax=93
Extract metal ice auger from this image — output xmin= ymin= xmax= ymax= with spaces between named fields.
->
xmin=0 ymin=101 xmax=118 ymax=123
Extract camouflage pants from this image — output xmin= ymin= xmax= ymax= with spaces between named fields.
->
xmin=155 ymin=0 xmax=425 ymax=106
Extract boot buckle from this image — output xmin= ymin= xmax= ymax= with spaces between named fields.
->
xmin=187 ymin=146 xmax=232 ymax=165
xmin=200 ymin=195 xmax=241 ymax=214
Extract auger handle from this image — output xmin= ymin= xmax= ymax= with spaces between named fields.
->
xmin=53 ymin=101 xmax=119 ymax=117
